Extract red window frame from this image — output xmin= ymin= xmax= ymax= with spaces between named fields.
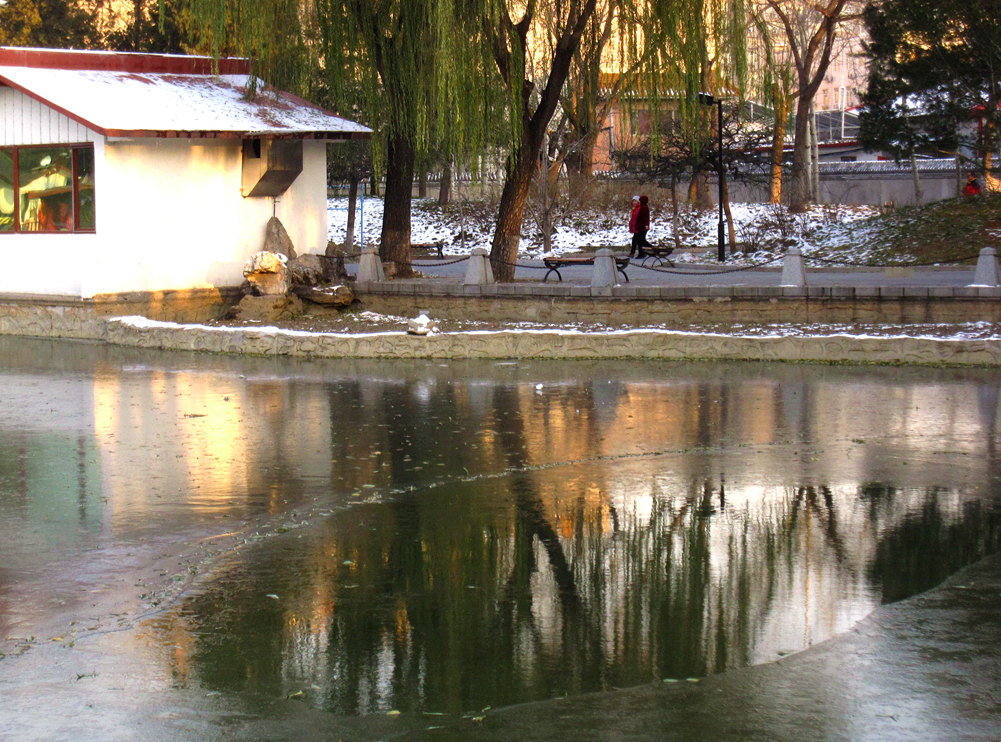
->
xmin=1 ymin=143 xmax=96 ymax=234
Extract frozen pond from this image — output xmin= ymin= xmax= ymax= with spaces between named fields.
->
xmin=0 ymin=336 xmax=1000 ymax=738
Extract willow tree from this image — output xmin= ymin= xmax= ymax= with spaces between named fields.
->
xmin=185 ymin=0 xmax=491 ymax=277
xmin=559 ymin=1 xmax=620 ymax=191
xmin=757 ymin=0 xmax=863 ymax=212
xmin=478 ymin=0 xmax=596 ymax=280
xmin=557 ymin=0 xmax=667 ymax=188
xmin=482 ymin=0 xmax=745 ymax=280
xmin=748 ymin=3 xmax=796 ymax=203
xmin=608 ymin=0 xmax=746 ymax=213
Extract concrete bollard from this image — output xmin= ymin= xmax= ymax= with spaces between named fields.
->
xmin=969 ymin=246 xmax=1000 ymax=287
xmin=591 ymin=248 xmax=618 ymax=287
xmin=463 ymin=247 xmax=495 ymax=285
xmin=780 ymin=246 xmax=808 ymax=287
xmin=357 ymin=246 xmax=386 ymax=282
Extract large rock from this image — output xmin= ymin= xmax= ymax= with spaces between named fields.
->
xmin=293 ymin=284 xmax=354 ymax=307
xmin=286 ymin=255 xmax=324 ymax=288
xmin=264 ymin=216 xmax=296 ymax=259
xmin=230 ymin=293 xmax=303 ymax=322
xmin=243 ymin=251 xmax=288 ymax=295
xmin=322 ymin=244 xmax=348 ymax=281
xmin=287 ymin=253 xmax=347 ymax=287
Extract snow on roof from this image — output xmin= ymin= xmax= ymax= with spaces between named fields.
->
xmin=0 ymin=47 xmax=371 ymax=140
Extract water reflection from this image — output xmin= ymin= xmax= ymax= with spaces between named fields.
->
xmin=159 ymin=476 xmax=1001 ymax=717
xmin=0 ymin=337 xmax=999 ymax=717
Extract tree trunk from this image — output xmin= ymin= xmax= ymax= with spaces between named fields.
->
xmin=490 ymin=153 xmax=537 ymax=282
xmin=344 ymin=177 xmax=359 ymax=251
xmin=540 ymin=133 xmax=553 ymax=255
xmin=691 ymin=169 xmax=713 ymax=210
xmin=788 ymin=97 xmax=812 ymax=212
xmin=381 ymin=133 xmax=415 ymax=277
xmin=984 ymin=120 xmax=999 ymax=191
xmin=438 ymin=160 xmax=452 ymax=205
xmin=417 ymin=169 xmax=428 ymax=198
xmin=910 ymin=152 xmax=923 ymax=205
xmin=770 ymin=93 xmax=788 ymax=204
xmin=722 ymin=176 xmax=736 ymax=253
xmin=810 ymin=107 xmax=821 ymax=202
xmin=565 ymin=132 xmax=597 ymax=194
xmin=670 ymin=174 xmax=681 ymax=251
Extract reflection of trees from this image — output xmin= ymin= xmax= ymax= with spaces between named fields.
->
xmin=159 ymin=369 xmax=1001 ymax=717
xmin=868 ymin=486 xmax=1001 ymax=603
xmin=173 ymin=472 xmax=1000 ymax=716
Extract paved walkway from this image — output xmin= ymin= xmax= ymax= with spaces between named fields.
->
xmin=353 ymin=255 xmax=983 ymax=288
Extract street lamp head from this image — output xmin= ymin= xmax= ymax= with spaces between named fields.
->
xmin=697 ymin=92 xmax=717 ymax=106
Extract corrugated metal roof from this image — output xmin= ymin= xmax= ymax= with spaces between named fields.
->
xmin=0 ymin=47 xmax=371 ymax=139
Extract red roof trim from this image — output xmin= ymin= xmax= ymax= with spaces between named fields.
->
xmin=0 ymin=47 xmax=249 ymax=75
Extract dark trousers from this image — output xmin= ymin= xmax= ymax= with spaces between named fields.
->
xmin=630 ymin=230 xmax=652 ymax=256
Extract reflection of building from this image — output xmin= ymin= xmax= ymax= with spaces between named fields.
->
xmin=0 ymin=47 xmax=369 ymax=297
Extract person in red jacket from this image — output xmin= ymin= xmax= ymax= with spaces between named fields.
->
xmin=628 ymin=195 xmax=641 ymax=255
xmin=962 ymin=172 xmax=982 ymax=196
xmin=631 ymin=195 xmax=654 ymax=257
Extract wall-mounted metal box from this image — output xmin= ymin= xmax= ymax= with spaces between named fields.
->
xmin=242 ymin=138 xmax=303 ymax=197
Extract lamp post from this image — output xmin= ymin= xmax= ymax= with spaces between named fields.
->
xmin=698 ymin=93 xmax=726 ymax=262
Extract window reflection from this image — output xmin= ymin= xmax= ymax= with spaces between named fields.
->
xmin=19 ymin=147 xmax=74 ymax=232
xmin=75 ymin=147 xmax=95 ymax=230
xmin=1 ymin=144 xmax=94 ymax=233
xmin=0 ymin=149 xmax=13 ymax=232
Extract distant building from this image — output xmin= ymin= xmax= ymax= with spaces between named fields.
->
xmin=0 ymin=47 xmax=370 ymax=298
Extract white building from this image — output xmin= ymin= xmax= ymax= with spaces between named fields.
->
xmin=0 ymin=47 xmax=370 ymax=298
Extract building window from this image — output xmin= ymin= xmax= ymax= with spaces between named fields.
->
xmin=630 ymin=110 xmax=651 ymax=136
xmin=0 ymin=144 xmax=95 ymax=233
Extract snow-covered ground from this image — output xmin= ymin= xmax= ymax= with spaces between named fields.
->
xmin=327 ymin=197 xmax=884 ymax=264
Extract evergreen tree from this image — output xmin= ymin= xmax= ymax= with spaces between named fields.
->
xmin=859 ymin=0 xmax=1001 ymax=184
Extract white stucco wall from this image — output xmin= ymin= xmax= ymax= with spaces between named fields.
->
xmin=1 ymin=83 xmax=330 ymax=298
xmin=81 ymin=137 xmax=328 ymax=297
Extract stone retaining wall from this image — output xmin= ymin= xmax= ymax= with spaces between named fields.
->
xmin=1 ymin=287 xmax=999 ymax=366
xmin=0 ymin=288 xmax=239 ymax=340
xmin=353 ymin=287 xmax=1001 ymax=325
xmin=101 ymin=317 xmax=1001 ymax=366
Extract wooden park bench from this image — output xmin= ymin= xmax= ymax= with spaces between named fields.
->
xmin=410 ymin=241 xmax=445 ymax=259
xmin=636 ymin=244 xmax=675 ymax=266
xmin=542 ymin=254 xmax=631 ymax=283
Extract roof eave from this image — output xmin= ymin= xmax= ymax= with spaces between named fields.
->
xmin=104 ymin=129 xmax=372 ymax=140
xmin=0 ymin=75 xmax=109 ymax=136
